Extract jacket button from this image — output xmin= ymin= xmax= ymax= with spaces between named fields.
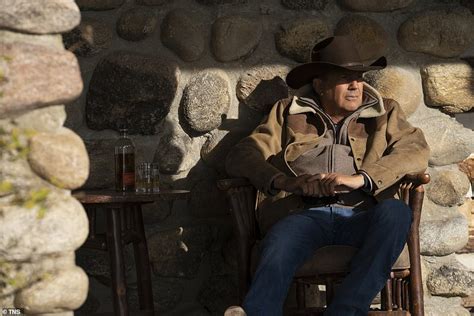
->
xmin=356 ymin=158 xmax=362 ymax=161
xmin=377 ymin=180 xmax=383 ymax=185
xmin=350 ymin=137 xmax=355 ymax=142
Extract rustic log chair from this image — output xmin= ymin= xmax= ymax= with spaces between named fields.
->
xmin=218 ymin=173 xmax=430 ymax=316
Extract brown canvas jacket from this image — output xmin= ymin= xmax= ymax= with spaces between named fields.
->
xmin=225 ymin=83 xmax=430 ymax=233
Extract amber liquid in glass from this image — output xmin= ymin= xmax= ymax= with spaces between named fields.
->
xmin=115 ymin=153 xmax=135 ymax=191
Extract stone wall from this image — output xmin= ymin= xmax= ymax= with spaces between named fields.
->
xmin=69 ymin=0 xmax=474 ymax=315
xmin=0 ymin=1 xmax=90 ymax=315
xmin=1 ymin=0 xmax=473 ymax=315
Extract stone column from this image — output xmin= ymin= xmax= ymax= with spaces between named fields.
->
xmin=0 ymin=1 xmax=90 ymax=315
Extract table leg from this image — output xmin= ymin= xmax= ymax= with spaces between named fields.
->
xmin=106 ymin=207 xmax=129 ymax=316
xmin=86 ymin=205 xmax=96 ymax=239
xmin=133 ymin=205 xmax=154 ymax=313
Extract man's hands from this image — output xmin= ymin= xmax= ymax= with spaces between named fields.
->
xmin=272 ymin=173 xmax=365 ymax=197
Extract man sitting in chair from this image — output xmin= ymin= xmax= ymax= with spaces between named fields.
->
xmin=224 ymin=36 xmax=430 ymax=316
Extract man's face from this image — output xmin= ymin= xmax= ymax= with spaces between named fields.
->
xmin=313 ymin=69 xmax=365 ymax=115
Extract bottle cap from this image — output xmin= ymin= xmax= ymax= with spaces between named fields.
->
xmin=117 ymin=121 xmax=128 ymax=132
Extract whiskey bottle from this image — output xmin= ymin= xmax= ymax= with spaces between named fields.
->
xmin=114 ymin=128 xmax=135 ymax=192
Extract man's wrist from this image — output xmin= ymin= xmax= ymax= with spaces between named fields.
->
xmin=272 ymin=174 xmax=287 ymax=191
xmin=357 ymin=171 xmax=374 ymax=193
xmin=355 ymin=174 xmax=365 ymax=188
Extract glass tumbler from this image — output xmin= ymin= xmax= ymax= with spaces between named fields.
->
xmin=136 ymin=162 xmax=153 ymax=193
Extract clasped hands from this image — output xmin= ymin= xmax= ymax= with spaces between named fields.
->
xmin=272 ymin=173 xmax=365 ymax=197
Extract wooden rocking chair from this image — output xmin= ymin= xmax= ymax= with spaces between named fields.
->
xmin=218 ymin=173 xmax=430 ymax=316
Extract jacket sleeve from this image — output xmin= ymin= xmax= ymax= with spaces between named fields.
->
xmin=359 ymin=100 xmax=430 ymax=195
xmin=225 ymin=99 xmax=289 ymax=194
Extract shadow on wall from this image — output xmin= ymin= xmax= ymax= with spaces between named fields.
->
xmin=152 ymin=119 xmax=187 ymax=179
xmin=454 ymin=57 xmax=474 ymax=130
xmin=180 ymin=103 xmax=263 ymax=219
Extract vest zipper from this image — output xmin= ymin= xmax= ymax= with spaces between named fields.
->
xmin=286 ymin=98 xmax=371 ymax=176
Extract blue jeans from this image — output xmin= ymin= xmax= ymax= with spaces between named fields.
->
xmin=242 ymin=199 xmax=412 ymax=316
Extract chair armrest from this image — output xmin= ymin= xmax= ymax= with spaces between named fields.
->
xmin=398 ymin=173 xmax=430 ymax=220
xmin=217 ymin=178 xmax=258 ymax=241
xmin=217 ymin=178 xmax=252 ymax=191
xmin=401 ymin=173 xmax=429 ymax=312
xmin=401 ymin=173 xmax=430 ymax=187
xmin=398 ymin=173 xmax=429 ymax=224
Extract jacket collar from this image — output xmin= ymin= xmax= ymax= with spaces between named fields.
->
xmin=288 ymin=82 xmax=386 ymax=118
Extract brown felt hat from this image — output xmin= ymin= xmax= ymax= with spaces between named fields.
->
xmin=286 ymin=36 xmax=387 ymax=89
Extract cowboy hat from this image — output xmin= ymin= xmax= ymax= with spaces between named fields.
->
xmin=286 ymin=35 xmax=387 ymax=89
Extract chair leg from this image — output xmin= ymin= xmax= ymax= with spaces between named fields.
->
xmin=410 ymin=271 xmax=424 ymax=316
xmin=381 ymin=279 xmax=393 ymax=311
xmin=325 ymin=278 xmax=334 ymax=306
xmin=408 ymin=189 xmax=425 ymax=316
xmin=296 ymin=282 xmax=306 ymax=310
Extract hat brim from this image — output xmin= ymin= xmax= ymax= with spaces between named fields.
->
xmin=286 ymin=56 xmax=387 ymax=89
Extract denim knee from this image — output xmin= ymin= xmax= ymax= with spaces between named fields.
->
xmin=373 ymin=199 xmax=412 ymax=230
xmin=257 ymin=242 xmax=294 ymax=278
xmin=260 ymin=230 xmax=310 ymax=274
